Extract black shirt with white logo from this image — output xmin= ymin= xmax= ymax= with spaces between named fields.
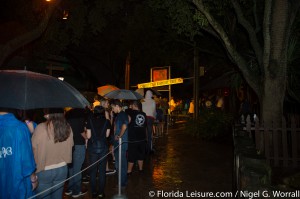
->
xmin=128 ymin=110 xmax=147 ymax=141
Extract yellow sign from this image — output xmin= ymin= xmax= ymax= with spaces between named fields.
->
xmin=138 ymin=78 xmax=183 ymax=88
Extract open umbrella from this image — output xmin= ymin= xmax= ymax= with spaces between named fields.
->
xmin=135 ymin=88 xmax=161 ymax=97
xmin=0 ymin=70 xmax=90 ymax=109
xmin=104 ymin=89 xmax=144 ymax=100
xmin=97 ymin=85 xmax=119 ymax=96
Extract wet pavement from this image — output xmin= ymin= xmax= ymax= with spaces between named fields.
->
xmin=64 ymin=124 xmax=233 ymax=199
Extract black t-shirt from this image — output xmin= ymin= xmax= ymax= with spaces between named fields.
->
xmin=66 ymin=108 xmax=87 ymax=145
xmin=128 ymin=110 xmax=147 ymax=141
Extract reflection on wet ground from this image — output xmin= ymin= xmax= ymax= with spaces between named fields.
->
xmin=64 ymin=125 xmax=233 ymax=199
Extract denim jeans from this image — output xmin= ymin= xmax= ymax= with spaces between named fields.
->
xmin=89 ymin=149 xmax=107 ymax=195
xmin=67 ymin=145 xmax=86 ymax=195
xmin=114 ymin=143 xmax=128 ymax=187
xmin=36 ymin=165 xmax=68 ymax=199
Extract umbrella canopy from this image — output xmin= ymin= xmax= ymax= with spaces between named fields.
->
xmin=104 ymin=89 xmax=144 ymax=100
xmin=0 ymin=70 xmax=90 ymax=109
xmin=97 ymin=84 xmax=119 ymax=96
xmin=135 ymin=88 xmax=161 ymax=97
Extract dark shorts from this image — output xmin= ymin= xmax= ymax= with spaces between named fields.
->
xmin=127 ymin=141 xmax=146 ymax=163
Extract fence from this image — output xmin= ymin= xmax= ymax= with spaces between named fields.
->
xmin=243 ymin=115 xmax=300 ymax=167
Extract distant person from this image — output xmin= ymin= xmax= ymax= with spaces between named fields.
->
xmin=142 ymin=90 xmax=156 ymax=154
xmin=22 ymin=109 xmax=38 ymax=135
xmin=155 ymin=104 xmax=164 ymax=123
xmin=32 ymin=108 xmax=74 ymax=199
xmin=154 ymin=103 xmax=164 ymax=136
xmin=216 ymin=95 xmax=224 ymax=110
xmin=65 ymin=108 xmax=88 ymax=197
xmin=86 ymin=106 xmax=111 ymax=198
xmin=111 ymin=100 xmax=129 ymax=188
xmin=100 ymin=98 xmax=111 ymax=119
xmin=93 ymin=95 xmax=101 ymax=110
xmin=239 ymin=99 xmax=251 ymax=123
xmin=183 ymin=99 xmax=190 ymax=115
xmin=160 ymin=97 xmax=169 ymax=125
xmin=0 ymin=108 xmax=38 ymax=198
xmin=127 ymin=100 xmax=147 ymax=174
xmin=176 ymin=99 xmax=183 ymax=113
xmin=169 ymin=96 xmax=176 ymax=114
xmin=100 ymin=98 xmax=116 ymax=175
xmin=188 ymin=99 xmax=195 ymax=117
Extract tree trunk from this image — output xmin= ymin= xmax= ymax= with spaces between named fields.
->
xmin=260 ymin=0 xmax=289 ymax=127
xmin=261 ymin=71 xmax=286 ymax=127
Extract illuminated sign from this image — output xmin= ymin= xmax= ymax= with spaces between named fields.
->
xmin=138 ymin=78 xmax=183 ymax=88
xmin=152 ymin=68 xmax=168 ymax=81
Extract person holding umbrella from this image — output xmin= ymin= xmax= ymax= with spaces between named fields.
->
xmin=0 ymin=108 xmax=38 ymax=198
xmin=32 ymin=108 xmax=74 ymax=199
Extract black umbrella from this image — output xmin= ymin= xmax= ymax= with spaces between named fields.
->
xmin=0 ymin=70 xmax=90 ymax=109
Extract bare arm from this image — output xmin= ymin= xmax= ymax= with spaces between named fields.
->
xmin=106 ymin=129 xmax=110 ymax=138
xmin=86 ymin=129 xmax=92 ymax=139
xmin=115 ymin=124 xmax=127 ymax=140
xmin=81 ymin=127 xmax=88 ymax=139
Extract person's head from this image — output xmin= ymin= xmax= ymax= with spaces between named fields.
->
xmin=94 ymin=95 xmax=99 ymax=102
xmin=23 ymin=109 xmax=35 ymax=121
xmin=110 ymin=99 xmax=123 ymax=114
xmin=93 ymin=106 xmax=105 ymax=118
xmin=44 ymin=108 xmax=71 ymax=143
xmin=130 ymin=100 xmax=142 ymax=111
xmin=145 ymin=90 xmax=153 ymax=99
xmin=100 ymin=98 xmax=109 ymax=108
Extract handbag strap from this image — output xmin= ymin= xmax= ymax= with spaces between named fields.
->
xmin=89 ymin=117 xmax=107 ymax=142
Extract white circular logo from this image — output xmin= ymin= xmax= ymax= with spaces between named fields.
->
xmin=135 ymin=114 xmax=145 ymax=126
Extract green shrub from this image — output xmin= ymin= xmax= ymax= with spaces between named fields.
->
xmin=185 ymin=109 xmax=233 ymax=139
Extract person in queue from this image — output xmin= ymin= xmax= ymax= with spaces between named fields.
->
xmin=127 ymin=100 xmax=147 ymax=175
xmin=32 ymin=108 xmax=73 ymax=199
xmin=142 ymin=90 xmax=156 ymax=154
xmin=86 ymin=106 xmax=111 ymax=198
xmin=110 ymin=100 xmax=129 ymax=188
xmin=0 ymin=108 xmax=38 ymax=198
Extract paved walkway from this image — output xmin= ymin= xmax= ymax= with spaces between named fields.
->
xmin=64 ymin=125 xmax=233 ymax=199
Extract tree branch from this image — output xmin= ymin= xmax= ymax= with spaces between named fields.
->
xmin=0 ymin=0 xmax=61 ymax=67
xmin=253 ymin=0 xmax=261 ymax=33
xmin=287 ymin=0 xmax=300 ymax=37
xmin=231 ymin=0 xmax=263 ymax=67
xmin=192 ymin=0 xmax=260 ymax=93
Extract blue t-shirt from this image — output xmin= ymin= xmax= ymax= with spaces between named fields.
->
xmin=0 ymin=113 xmax=36 ymax=199
xmin=114 ymin=111 xmax=129 ymax=144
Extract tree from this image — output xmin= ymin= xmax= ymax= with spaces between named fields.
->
xmin=0 ymin=0 xmax=61 ymax=66
xmin=35 ymin=0 xmax=195 ymax=87
xmin=151 ymin=0 xmax=300 ymax=125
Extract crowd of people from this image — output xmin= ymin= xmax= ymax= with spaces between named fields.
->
xmin=0 ymin=90 xmax=161 ymax=199
xmin=165 ymin=94 xmax=226 ymax=116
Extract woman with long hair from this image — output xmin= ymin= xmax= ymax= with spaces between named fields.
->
xmin=32 ymin=108 xmax=73 ymax=199
xmin=86 ymin=106 xmax=111 ymax=198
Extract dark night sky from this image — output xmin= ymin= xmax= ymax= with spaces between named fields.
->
xmin=0 ymin=0 xmax=234 ymax=101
